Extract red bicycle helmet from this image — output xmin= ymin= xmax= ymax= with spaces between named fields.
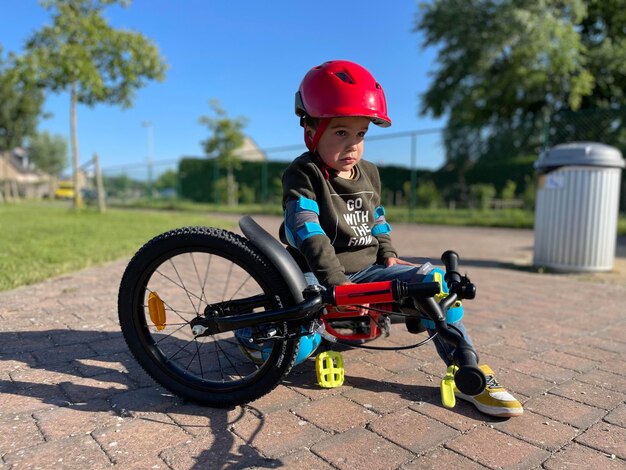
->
xmin=295 ymin=60 xmax=391 ymax=151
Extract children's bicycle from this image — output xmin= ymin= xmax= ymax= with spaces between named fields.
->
xmin=118 ymin=216 xmax=487 ymax=408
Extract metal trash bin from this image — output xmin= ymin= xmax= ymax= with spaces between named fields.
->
xmin=533 ymin=142 xmax=625 ymax=271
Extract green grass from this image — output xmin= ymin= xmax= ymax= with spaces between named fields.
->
xmin=3 ymin=199 xmax=624 ymax=292
xmin=115 ymin=199 xmax=626 ymax=234
xmin=386 ymin=207 xmax=536 ymax=228
xmin=0 ymin=202 xmax=234 ymax=292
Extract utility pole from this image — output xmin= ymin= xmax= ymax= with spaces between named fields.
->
xmin=142 ymin=121 xmax=154 ymax=198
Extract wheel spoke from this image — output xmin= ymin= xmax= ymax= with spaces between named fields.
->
xmin=120 ymin=227 xmax=296 ymax=406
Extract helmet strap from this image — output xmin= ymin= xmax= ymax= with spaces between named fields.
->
xmin=304 ymin=118 xmax=330 ymax=152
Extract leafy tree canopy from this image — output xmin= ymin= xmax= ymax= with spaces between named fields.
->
xmin=199 ymin=99 xmax=248 ymax=168
xmin=28 ymin=131 xmax=68 ymax=176
xmin=25 ymin=0 xmax=167 ymax=108
xmin=0 ymin=47 xmax=45 ymax=151
xmin=414 ymin=0 xmax=626 ymax=165
xmin=23 ymin=0 xmax=167 ymax=207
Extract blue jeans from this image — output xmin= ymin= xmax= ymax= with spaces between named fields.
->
xmin=304 ymin=263 xmax=473 ymax=366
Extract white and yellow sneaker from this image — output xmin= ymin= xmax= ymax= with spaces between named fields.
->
xmin=455 ymin=364 xmax=523 ymax=418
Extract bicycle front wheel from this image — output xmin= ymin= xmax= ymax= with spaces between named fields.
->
xmin=118 ymin=226 xmax=299 ymax=407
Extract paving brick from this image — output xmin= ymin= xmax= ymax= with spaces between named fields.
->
xmin=311 ymin=427 xmax=413 ymax=470
xmin=600 ymin=358 xmax=626 ymax=378
xmin=247 ymin=383 xmax=309 ymax=414
xmin=9 ymin=364 xmax=80 ymax=386
xmin=368 ymin=408 xmax=458 ymax=454
xmin=108 ymin=385 xmax=181 ymax=417
xmin=578 ymin=336 xmax=626 ymax=356
xmin=274 ymin=448 xmax=335 ymax=469
xmin=401 ymin=448 xmax=488 ymax=469
xmin=0 ymin=383 xmax=70 ymax=414
xmin=160 ymin=432 xmax=275 ymax=469
xmin=87 ymin=335 xmax=132 ymax=355
xmin=556 ymin=343 xmax=622 ymax=363
xmin=492 ymin=410 xmax=579 ymax=451
xmin=33 ymin=399 xmax=120 ymax=440
xmin=605 ymin=404 xmax=626 ymax=427
xmin=2 ymin=434 xmax=111 ymax=469
xmin=577 ymin=368 xmax=626 ymax=394
xmin=342 ymin=382 xmax=416 ymax=415
xmin=48 ymin=328 xmax=110 ymax=346
xmin=362 ymin=349 xmax=423 ymax=373
xmin=293 ymin=395 xmax=377 ymax=433
xmin=446 ymin=425 xmax=550 ymax=469
xmin=490 ymin=334 xmax=553 ymax=354
xmin=59 ymin=370 xmax=136 ymax=402
xmin=512 ymin=358 xmax=579 ymax=384
xmin=523 ymin=394 xmax=606 ymax=429
xmin=344 ymin=357 xmax=396 ymax=383
xmin=575 ymin=422 xmax=626 ymax=460
xmin=389 ymin=368 xmax=443 ymax=404
xmin=165 ymin=402 xmax=244 ymax=437
xmin=0 ymin=353 xmax=34 ymax=375
xmin=31 ymin=342 xmax=98 ymax=366
xmin=232 ymin=409 xmax=327 ymax=458
xmin=537 ymin=350 xmax=600 ymax=372
xmin=543 ymin=443 xmax=626 ymax=470
xmin=0 ymin=413 xmax=44 ymax=454
xmin=0 ymin=332 xmax=54 ymax=354
xmin=72 ymin=351 xmax=134 ymax=377
xmin=93 ymin=416 xmax=189 ymax=465
xmin=550 ymin=379 xmax=626 ymax=410
xmin=483 ymin=343 xmax=536 ymax=363
xmin=410 ymin=400 xmax=487 ymax=432
xmin=283 ymin=366 xmax=346 ymax=401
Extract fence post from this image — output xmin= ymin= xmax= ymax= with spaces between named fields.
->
xmin=409 ymin=133 xmax=417 ymax=222
xmin=261 ymin=160 xmax=268 ymax=204
xmin=94 ymin=153 xmax=106 ymax=213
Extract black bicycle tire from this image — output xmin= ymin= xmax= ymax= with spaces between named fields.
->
xmin=118 ymin=226 xmax=299 ymax=407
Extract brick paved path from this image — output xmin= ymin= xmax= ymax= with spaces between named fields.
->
xmin=1 ymin=215 xmax=625 ymax=469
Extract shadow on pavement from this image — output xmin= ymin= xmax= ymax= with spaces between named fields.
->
xmin=0 ymin=328 xmax=283 ymax=469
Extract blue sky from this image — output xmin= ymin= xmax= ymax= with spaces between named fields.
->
xmin=2 ymin=0 xmax=447 ymax=174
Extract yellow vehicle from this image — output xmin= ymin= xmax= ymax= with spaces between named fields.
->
xmin=54 ymin=181 xmax=75 ymax=199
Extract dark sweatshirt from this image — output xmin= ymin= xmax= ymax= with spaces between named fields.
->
xmin=280 ymin=151 xmax=397 ymax=286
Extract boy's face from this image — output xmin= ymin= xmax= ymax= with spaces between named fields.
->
xmin=311 ymin=116 xmax=370 ymax=178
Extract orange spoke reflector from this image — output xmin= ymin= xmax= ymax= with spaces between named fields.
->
xmin=148 ymin=292 xmax=166 ymax=331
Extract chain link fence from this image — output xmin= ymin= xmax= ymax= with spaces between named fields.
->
xmin=99 ymin=107 xmax=625 ymax=211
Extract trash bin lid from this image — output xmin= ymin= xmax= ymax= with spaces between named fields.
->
xmin=534 ymin=142 xmax=625 ymax=171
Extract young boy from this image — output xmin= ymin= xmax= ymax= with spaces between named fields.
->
xmin=279 ymin=60 xmax=522 ymax=418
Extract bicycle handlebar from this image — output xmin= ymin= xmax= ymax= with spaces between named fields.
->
xmin=327 ymin=280 xmax=441 ymax=307
xmin=207 ymin=250 xmax=487 ymax=395
xmin=441 ymin=250 xmax=476 ymax=300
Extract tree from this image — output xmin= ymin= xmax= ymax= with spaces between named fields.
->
xmin=154 ymin=169 xmax=178 ymax=191
xmin=28 ymin=131 xmax=68 ymax=196
xmin=0 ymin=47 xmax=45 ymax=201
xmin=0 ymin=48 xmax=45 ymax=152
xmin=199 ymin=100 xmax=248 ymax=206
xmin=28 ymin=131 xmax=68 ymax=177
xmin=24 ymin=0 xmax=167 ymax=208
xmin=413 ymin=0 xmax=625 ymax=167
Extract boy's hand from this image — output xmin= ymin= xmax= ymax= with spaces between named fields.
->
xmin=384 ymin=257 xmax=416 ymax=267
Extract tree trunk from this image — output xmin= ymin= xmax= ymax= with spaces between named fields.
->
xmin=70 ymin=81 xmax=82 ymax=208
